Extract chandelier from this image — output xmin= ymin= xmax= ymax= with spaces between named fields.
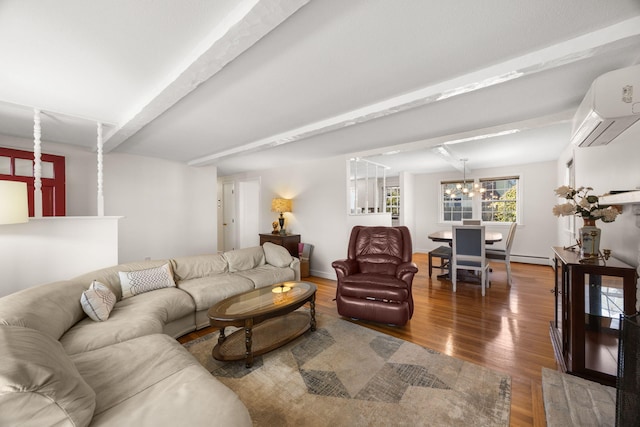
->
xmin=445 ymin=159 xmax=485 ymax=198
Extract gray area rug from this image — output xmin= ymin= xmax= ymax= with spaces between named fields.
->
xmin=542 ymin=367 xmax=616 ymax=427
xmin=184 ymin=313 xmax=511 ymax=426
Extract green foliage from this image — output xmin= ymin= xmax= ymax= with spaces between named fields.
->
xmin=492 ymin=185 xmax=517 ymax=222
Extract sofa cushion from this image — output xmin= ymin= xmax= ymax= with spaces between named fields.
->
xmin=0 ymin=325 xmax=96 ymax=427
xmin=61 ymin=287 xmax=194 ymax=355
xmin=71 ymin=334 xmax=251 ymax=426
xmin=177 ymin=273 xmax=255 ymax=311
xmin=171 ymin=254 xmax=228 ymax=281
xmin=235 ymin=264 xmax=295 ymax=289
xmin=119 ymin=263 xmax=176 ymax=299
xmin=80 ymin=281 xmax=116 ymax=321
xmin=263 ymin=242 xmax=294 ymax=268
xmin=224 ymin=246 xmax=265 ymax=272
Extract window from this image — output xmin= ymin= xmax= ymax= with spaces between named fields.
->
xmin=480 ymin=177 xmax=519 ymax=222
xmin=441 ymin=181 xmax=473 ymax=221
xmin=440 ymin=176 xmax=519 ymax=223
xmin=385 ymin=186 xmax=400 ymax=219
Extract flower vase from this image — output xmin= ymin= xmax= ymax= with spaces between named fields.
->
xmin=579 ymin=218 xmax=601 ymax=257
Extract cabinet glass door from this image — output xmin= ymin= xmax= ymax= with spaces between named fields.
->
xmin=583 ymin=273 xmax=624 ymax=377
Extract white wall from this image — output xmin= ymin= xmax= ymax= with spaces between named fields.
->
xmin=560 ymin=123 xmax=640 ymax=268
xmin=220 ymin=156 xmax=350 ymax=279
xmin=103 ymin=153 xmax=218 ymax=262
xmin=412 ymin=160 xmax=558 ymax=264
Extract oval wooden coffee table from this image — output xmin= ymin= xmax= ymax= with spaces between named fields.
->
xmin=207 ymin=281 xmax=316 ymax=368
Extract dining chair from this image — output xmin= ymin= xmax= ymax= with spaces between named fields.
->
xmin=485 ymin=222 xmax=517 ymax=285
xmin=462 ymin=219 xmax=481 ymax=225
xmin=451 ymin=225 xmax=490 ymax=296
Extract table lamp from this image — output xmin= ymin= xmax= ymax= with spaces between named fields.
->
xmin=0 ymin=181 xmax=29 ymax=225
xmin=271 ymin=198 xmax=292 ymax=234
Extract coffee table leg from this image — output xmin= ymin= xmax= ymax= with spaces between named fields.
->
xmin=244 ymin=319 xmax=253 ymax=368
xmin=310 ymin=294 xmax=316 ymax=331
xmin=218 ymin=327 xmax=226 ymax=344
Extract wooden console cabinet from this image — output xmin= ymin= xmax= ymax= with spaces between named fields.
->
xmin=551 ymin=247 xmax=638 ymax=386
xmin=259 ymin=233 xmax=300 ymax=257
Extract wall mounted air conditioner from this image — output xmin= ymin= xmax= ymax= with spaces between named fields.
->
xmin=571 ymin=64 xmax=640 ymax=147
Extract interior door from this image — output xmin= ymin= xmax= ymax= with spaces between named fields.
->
xmin=238 ymin=179 xmax=260 ymax=248
xmin=222 ymin=182 xmax=236 ymax=252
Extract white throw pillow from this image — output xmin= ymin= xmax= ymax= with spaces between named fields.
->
xmin=80 ymin=281 xmax=116 ymax=321
xmin=263 ymin=242 xmax=293 ymax=268
xmin=118 ymin=263 xmax=176 ymax=299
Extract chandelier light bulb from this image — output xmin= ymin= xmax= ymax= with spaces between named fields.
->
xmin=456 ymin=183 xmax=462 ymax=190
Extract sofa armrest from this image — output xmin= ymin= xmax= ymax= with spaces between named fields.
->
xmin=331 ymin=259 xmax=358 ymax=279
xmin=289 ymin=257 xmax=301 ymax=281
xmin=396 ymin=262 xmax=418 ymax=282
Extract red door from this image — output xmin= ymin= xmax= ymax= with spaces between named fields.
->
xmin=0 ymin=147 xmax=65 ymax=216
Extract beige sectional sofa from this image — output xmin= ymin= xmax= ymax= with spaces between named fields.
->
xmin=0 ymin=243 xmax=300 ymax=426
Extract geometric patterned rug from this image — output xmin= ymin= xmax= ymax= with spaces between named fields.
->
xmin=184 ymin=312 xmax=511 ymax=426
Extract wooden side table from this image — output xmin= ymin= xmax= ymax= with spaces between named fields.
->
xmin=259 ymin=233 xmax=300 ymax=257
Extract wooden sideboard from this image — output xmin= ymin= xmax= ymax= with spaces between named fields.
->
xmin=550 ymin=246 xmax=638 ymax=386
xmin=259 ymin=233 xmax=300 ymax=257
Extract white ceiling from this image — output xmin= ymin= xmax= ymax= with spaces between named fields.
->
xmin=1 ymin=0 xmax=639 ymax=177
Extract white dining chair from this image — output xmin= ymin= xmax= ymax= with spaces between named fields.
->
xmin=486 ymin=222 xmax=517 ymax=285
xmin=451 ymin=225 xmax=490 ymax=296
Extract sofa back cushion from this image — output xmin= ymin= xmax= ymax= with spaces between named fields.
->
xmin=224 ymin=246 xmax=266 ymax=273
xmin=0 ymin=325 xmax=96 ymax=427
xmin=263 ymin=242 xmax=293 ymax=268
xmin=171 ymin=254 xmax=228 ymax=281
xmin=0 ymin=280 xmax=87 ymax=340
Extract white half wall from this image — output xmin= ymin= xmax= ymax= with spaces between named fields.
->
xmin=1 ymin=135 xmax=219 ymax=267
xmin=0 ymin=216 xmax=120 ymax=296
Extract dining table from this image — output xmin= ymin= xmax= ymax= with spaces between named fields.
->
xmin=428 ymin=230 xmax=503 ymax=244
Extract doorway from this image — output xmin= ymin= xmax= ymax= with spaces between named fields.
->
xmin=220 ymin=178 xmax=261 ymax=252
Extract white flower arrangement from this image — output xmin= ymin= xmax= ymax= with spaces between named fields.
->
xmin=552 ymin=186 xmax=619 ymax=223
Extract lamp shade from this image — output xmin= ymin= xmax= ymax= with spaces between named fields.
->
xmin=271 ymin=198 xmax=292 ymax=213
xmin=0 ymin=181 xmax=28 ymax=225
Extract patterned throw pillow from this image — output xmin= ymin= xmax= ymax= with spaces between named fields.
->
xmin=118 ymin=263 xmax=176 ymax=299
xmin=80 ymin=281 xmax=117 ymax=322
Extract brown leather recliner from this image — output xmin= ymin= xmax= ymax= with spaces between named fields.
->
xmin=331 ymin=226 xmax=418 ymax=326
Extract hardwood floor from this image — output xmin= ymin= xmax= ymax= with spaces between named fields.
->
xmin=179 ymin=252 xmax=558 ymax=426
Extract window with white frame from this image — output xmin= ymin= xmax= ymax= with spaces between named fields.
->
xmin=441 ymin=181 xmax=473 ymax=221
xmin=440 ymin=176 xmax=519 ymax=223
xmin=480 ymin=176 xmax=519 ymax=222
xmin=385 ymin=186 xmax=400 ymax=219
